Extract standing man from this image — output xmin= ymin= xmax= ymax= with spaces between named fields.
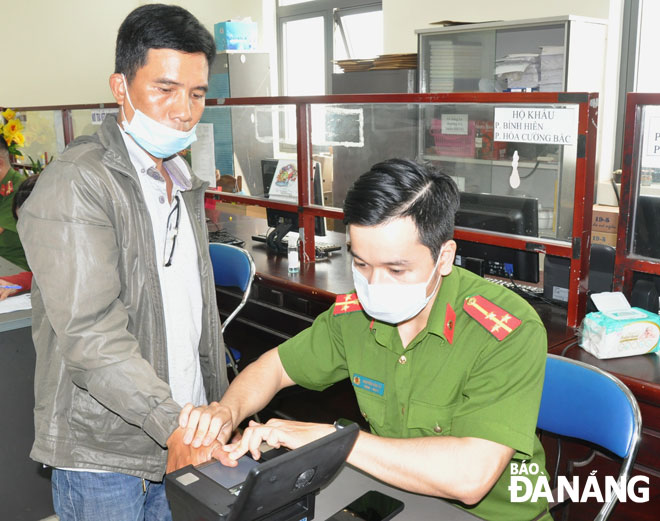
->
xmin=0 ymin=139 xmax=28 ymax=269
xmin=18 ymin=5 xmax=228 ymax=520
xmin=180 ymin=159 xmax=551 ymax=521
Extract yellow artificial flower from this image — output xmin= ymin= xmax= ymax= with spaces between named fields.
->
xmin=1 ymin=108 xmax=16 ymax=121
xmin=8 ymin=118 xmax=23 ymax=134
xmin=3 ymin=118 xmax=23 ymax=142
xmin=13 ymin=131 xmax=25 ymax=147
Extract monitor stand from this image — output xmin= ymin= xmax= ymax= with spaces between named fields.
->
xmin=266 ymin=222 xmax=294 ymax=255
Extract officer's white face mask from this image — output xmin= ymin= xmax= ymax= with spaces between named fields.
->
xmin=120 ymin=74 xmax=197 ymax=158
xmin=352 ymin=254 xmax=442 ymax=324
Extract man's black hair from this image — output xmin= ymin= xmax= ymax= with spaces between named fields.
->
xmin=12 ymin=174 xmax=39 ymax=221
xmin=343 ymin=158 xmax=460 ymax=261
xmin=0 ymin=139 xmax=9 ymax=158
xmin=115 ymin=4 xmax=216 ymax=82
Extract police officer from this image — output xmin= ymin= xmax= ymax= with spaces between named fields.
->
xmin=180 ymin=158 xmax=550 ymax=521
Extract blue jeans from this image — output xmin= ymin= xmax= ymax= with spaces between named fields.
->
xmin=52 ymin=469 xmax=172 ymax=521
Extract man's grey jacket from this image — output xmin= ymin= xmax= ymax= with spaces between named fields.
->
xmin=18 ymin=115 xmax=228 ymax=481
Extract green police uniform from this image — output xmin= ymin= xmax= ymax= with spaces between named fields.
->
xmin=279 ymin=266 xmax=550 ymax=521
xmin=0 ymin=168 xmax=28 ymax=270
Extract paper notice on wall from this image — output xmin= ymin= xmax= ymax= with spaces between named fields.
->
xmin=441 ymin=114 xmax=469 ymax=135
xmin=641 ymin=106 xmax=660 ymax=169
xmin=493 ymin=107 xmax=578 ymax=146
xmin=191 ymin=123 xmax=216 ymax=187
xmin=90 ymin=108 xmax=119 ymax=125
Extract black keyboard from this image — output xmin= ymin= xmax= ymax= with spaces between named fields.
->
xmin=251 ymin=233 xmax=342 ymax=256
xmin=485 ymin=276 xmax=544 ymax=295
xmin=208 ymin=229 xmax=245 ymax=248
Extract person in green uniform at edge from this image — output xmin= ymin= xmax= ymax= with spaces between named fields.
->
xmin=179 ymin=158 xmax=551 ymax=521
xmin=0 ymin=139 xmax=29 ymax=269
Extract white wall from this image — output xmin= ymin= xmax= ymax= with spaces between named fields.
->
xmin=382 ymin=0 xmax=611 ymax=54
xmin=5 ymin=0 xmax=269 ymax=107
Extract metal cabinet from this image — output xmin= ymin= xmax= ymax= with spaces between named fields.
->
xmin=416 ymin=16 xmax=607 ymax=95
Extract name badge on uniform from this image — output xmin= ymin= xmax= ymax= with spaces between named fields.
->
xmin=352 ymin=374 xmax=385 ymax=396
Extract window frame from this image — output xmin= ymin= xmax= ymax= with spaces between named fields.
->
xmin=276 ymin=0 xmax=382 ymax=95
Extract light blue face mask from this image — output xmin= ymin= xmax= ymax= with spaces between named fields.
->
xmin=121 ymin=74 xmax=197 ymax=158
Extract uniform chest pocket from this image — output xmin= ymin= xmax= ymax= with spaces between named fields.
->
xmin=407 ymin=399 xmax=457 ymax=437
xmin=354 ymin=388 xmax=386 ymax=429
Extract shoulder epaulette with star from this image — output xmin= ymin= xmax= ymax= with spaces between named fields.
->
xmin=333 ymin=292 xmax=363 ymax=315
xmin=463 ymin=295 xmax=521 ymax=341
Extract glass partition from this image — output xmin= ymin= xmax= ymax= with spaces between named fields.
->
xmin=613 ymin=93 xmax=660 ymax=296
xmin=71 ymin=108 xmax=119 ymax=140
xmin=7 ymin=93 xmax=595 ymax=327
xmin=310 ymin=103 xmax=415 ymax=215
xmin=630 ymin=104 xmax=660 ymax=260
xmin=200 ymin=104 xmax=298 ymax=201
xmin=302 ymin=101 xmax=579 ymax=242
xmin=14 ymin=110 xmax=65 ymax=165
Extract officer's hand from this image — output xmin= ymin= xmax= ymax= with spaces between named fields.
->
xmin=223 ymin=419 xmax=335 ymax=461
xmin=179 ymin=401 xmax=235 ymax=449
xmin=0 ymin=278 xmax=18 ymax=301
xmin=166 ymin=427 xmax=234 ymax=473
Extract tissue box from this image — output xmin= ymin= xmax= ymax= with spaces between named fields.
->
xmin=580 ymin=307 xmax=660 ymax=359
xmin=214 ymin=21 xmax=257 ymax=51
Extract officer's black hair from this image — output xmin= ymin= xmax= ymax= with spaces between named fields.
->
xmin=115 ymin=4 xmax=215 ymax=83
xmin=343 ymin=158 xmax=459 ymax=261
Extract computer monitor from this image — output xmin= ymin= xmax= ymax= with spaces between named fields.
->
xmin=633 ymin=194 xmax=660 ymax=259
xmin=454 ymin=192 xmax=540 ymax=283
xmin=261 ymin=159 xmax=326 ymax=254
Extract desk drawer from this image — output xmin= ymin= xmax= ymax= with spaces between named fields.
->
xmin=216 ymin=287 xmax=313 ymax=338
xmin=255 ymin=284 xmax=332 ymax=319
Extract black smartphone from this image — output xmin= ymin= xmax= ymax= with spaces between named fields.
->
xmin=326 ymin=490 xmax=404 ymax=521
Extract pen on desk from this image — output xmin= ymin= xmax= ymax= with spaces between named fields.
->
xmin=0 ymin=285 xmax=22 ymax=290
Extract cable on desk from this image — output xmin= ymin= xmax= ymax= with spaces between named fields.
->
xmin=560 ymin=340 xmax=579 ymax=357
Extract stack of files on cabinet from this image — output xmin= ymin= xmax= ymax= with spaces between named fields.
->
xmin=495 ymin=53 xmax=539 ymax=91
xmin=539 ymin=45 xmax=564 ymax=91
xmin=428 ymin=40 xmax=482 ymax=92
xmin=336 ymin=54 xmax=417 ymax=72
xmin=370 ymin=53 xmax=418 ymax=70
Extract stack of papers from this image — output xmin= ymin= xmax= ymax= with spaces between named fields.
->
xmin=335 ymin=54 xmax=417 ymax=72
xmin=0 ymin=293 xmax=31 ymax=314
xmin=495 ymin=53 xmax=539 ymax=90
xmin=370 ymin=53 xmax=417 ymax=70
xmin=539 ymin=45 xmax=564 ymax=92
xmin=334 ymin=59 xmax=374 ymax=72
xmin=428 ymin=41 xmax=482 ymax=92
